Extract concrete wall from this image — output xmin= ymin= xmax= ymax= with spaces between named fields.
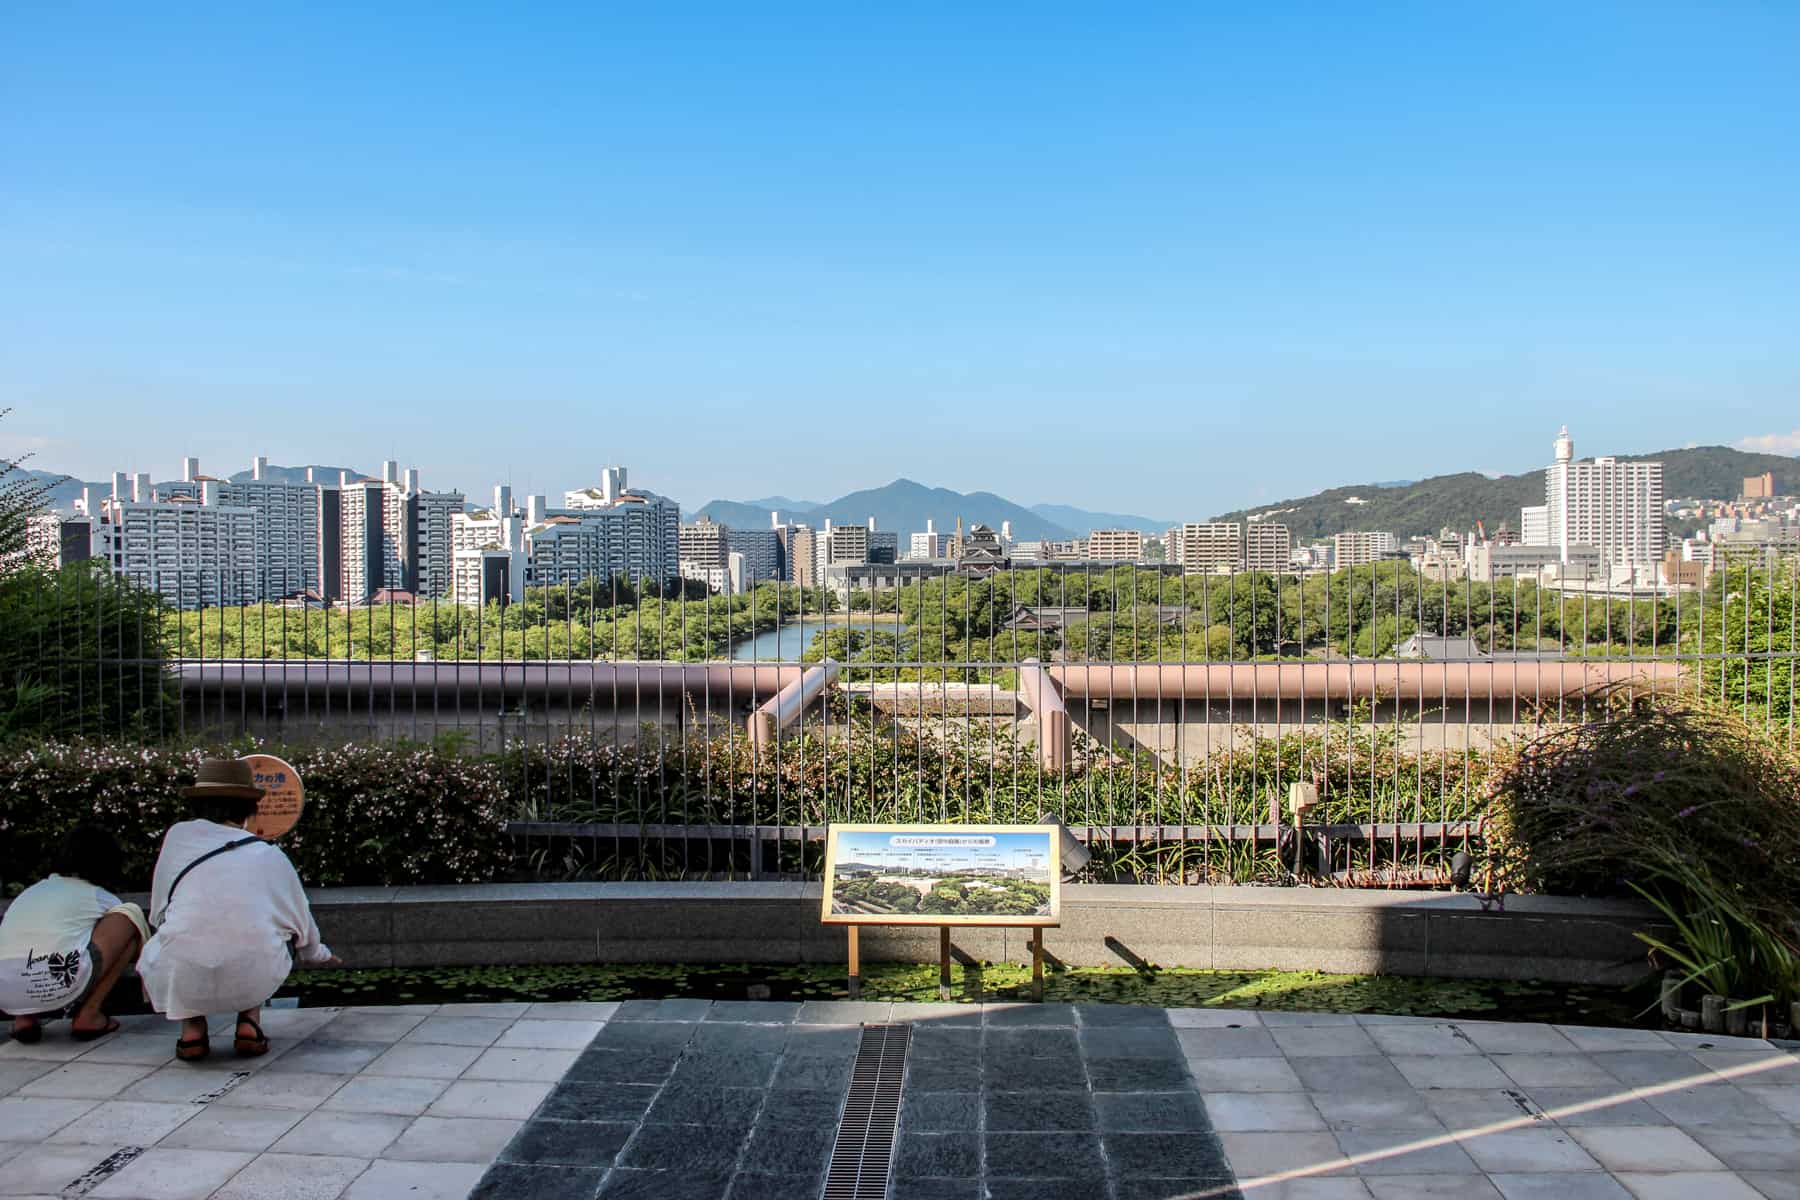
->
xmin=308 ymin=882 xmax=1659 ymax=986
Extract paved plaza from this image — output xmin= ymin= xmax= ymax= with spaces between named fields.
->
xmin=0 ymin=999 xmax=1796 ymax=1199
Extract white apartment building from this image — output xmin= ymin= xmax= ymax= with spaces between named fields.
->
xmin=813 ymin=520 xmax=870 ymax=579
xmin=1542 ymin=426 xmax=1666 ymax=568
xmin=335 ymin=462 xmax=465 ymax=602
xmin=1244 ymin=522 xmax=1292 ymax=573
xmin=1333 ymin=531 xmax=1399 ymax=569
xmin=523 ymin=468 xmax=681 ymax=590
xmin=908 ymin=520 xmax=946 ymax=561
xmin=1086 ymin=529 xmax=1145 ymax=562
xmin=209 ymin=457 xmax=320 ymax=599
xmin=88 ymin=476 xmax=258 ymax=608
xmin=449 ymin=487 xmax=526 ymax=607
xmin=1520 ymin=505 xmax=1550 ymax=547
xmin=1173 ymin=522 xmax=1243 ymax=574
xmin=679 ymin=517 xmax=732 ymax=593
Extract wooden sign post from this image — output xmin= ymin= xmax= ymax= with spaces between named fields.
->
xmin=822 ymin=824 xmax=1059 ymax=1003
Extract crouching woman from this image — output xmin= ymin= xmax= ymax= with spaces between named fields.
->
xmin=140 ymin=758 xmax=340 ymax=1061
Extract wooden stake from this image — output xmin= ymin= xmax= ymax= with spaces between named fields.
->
xmin=847 ymin=925 xmax=861 ymax=999
xmin=1031 ymin=927 xmax=1044 ymax=1003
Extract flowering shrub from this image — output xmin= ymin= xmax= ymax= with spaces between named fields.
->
xmin=0 ymin=740 xmax=507 ymax=894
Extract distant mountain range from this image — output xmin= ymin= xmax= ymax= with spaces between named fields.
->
xmin=695 ymin=479 xmax=1173 ymax=541
xmin=1211 ymin=446 xmax=1800 ymax=541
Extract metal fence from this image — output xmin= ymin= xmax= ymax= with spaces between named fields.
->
xmin=19 ymin=557 xmax=1799 ymax=885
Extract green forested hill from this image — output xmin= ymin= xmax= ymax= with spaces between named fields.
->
xmin=1211 ymin=446 xmax=1800 ymax=541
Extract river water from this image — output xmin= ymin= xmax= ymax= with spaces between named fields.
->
xmin=728 ymin=616 xmax=903 ymax=661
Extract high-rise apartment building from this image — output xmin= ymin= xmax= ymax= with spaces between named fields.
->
xmin=1743 ymin=472 xmax=1776 ymax=500
xmin=680 ymin=517 xmax=732 ymax=593
xmin=332 ymin=461 xmax=465 ymax=602
xmin=449 ymin=486 xmax=526 ymax=607
xmin=1519 ymin=505 xmax=1550 ymax=546
xmin=1333 ymin=531 xmax=1398 ymax=569
xmin=1542 ymin=426 xmax=1665 ymax=568
xmin=508 ymin=467 xmax=680 ymax=591
xmin=207 ymin=457 xmax=320 ymax=599
xmin=1086 ymin=529 xmax=1145 ymax=562
xmin=1173 ymin=522 xmax=1243 ymax=574
xmin=787 ymin=526 xmax=818 ymax=588
xmin=87 ymin=475 xmax=258 ymax=608
xmin=729 ymin=527 xmax=783 ymax=587
xmin=1244 ymin=523 xmax=1291 ymax=573
xmin=908 ymin=520 xmax=946 ymax=561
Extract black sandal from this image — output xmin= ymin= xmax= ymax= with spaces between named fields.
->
xmin=71 ymin=1018 xmax=120 ymax=1042
xmin=176 ymin=1030 xmax=210 ymax=1062
xmin=233 ymin=1017 xmax=269 ymax=1058
xmin=9 ymin=1018 xmax=43 ymax=1045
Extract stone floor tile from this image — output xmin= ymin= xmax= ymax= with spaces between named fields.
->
xmin=772 ymin=1052 xmax=854 ymax=1090
xmin=494 ymin=1019 xmax=605 ymax=1050
xmin=702 ymin=1001 xmax=803 ymax=1024
xmin=1274 ymin=1026 xmax=1382 ymax=1058
xmin=1085 ymin=1054 xmax=1192 ymax=1092
xmin=345 ymin=1004 xmax=438 ymax=1016
xmin=1742 ymin=1171 xmax=1800 ymax=1200
xmin=316 ymin=1011 xmax=428 ymax=1042
xmin=343 ymin=1158 xmax=486 ymax=1200
xmin=1613 ymin=1172 xmax=1766 ymax=1200
xmin=15 ymin=1061 xmax=154 ymax=1099
xmin=778 ymin=1025 xmax=860 ymax=1059
xmin=1554 ymin=1026 xmax=1672 ymax=1053
xmin=1187 ymin=1055 xmax=1306 ymax=1092
xmin=1658 ymin=1031 xmax=1772 ymax=1051
xmin=465 ymin=1046 xmax=583 ymax=1083
xmin=0 ymin=1095 xmax=98 ymax=1139
xmin=320 ymin=1074 xmax=450 ymax=1116
xmin=537 ymin=1080 xmax=661 ymax=1123
xmin=1102 ymin=1130 xmax=1233 ymax=1178
xmin=641 ymin=1083 xmax=763 ymax=1134
xmin=121 ymin=1063 xmax=247 ymax=1104
xmin=1365 ymin=1025 xmax=1481 ymax=1058
xmin=884 ymin=1003 xmax=981 ymax=1025
xmin=1080 ymin=1026 xmax=1179 ymax=1059
xmin=1458 ymin=1127 xmax=1601 ymax=1173
xmin=1418 ymin=1088 xmax=1543 ymax=1131
xmin=213 ymin=1070 xmax=349 ymax=1111
xmin=1642 ymin=1082 xmax=1795 ymax=1126
xmin=523 ymin=1001 xmax=621 ymax=1022
xmin=796 ymin=1000 xmax=893 ymax=1025
xmin=1565 ymin=1125 xmax=1724 ymax=1172
xmin=384 ymin=1115 xmax=526 ymax=1163
xmin=740 ymin=1122 xmax=837 ymax=1177
xmin=159 ymin=1106 xmax=305 ymax=1152
xmin=0 ymin=1144 xmax=116 ymax=1197
xmin=1741 ymin=1084 xmax=1800 ymax=1121
xmin=1167 ymin=1007 xmax=1264 ymax=1028
xmin=70 ymin=1034 xmax=179 ymax=1068
xmin=692 ymin=1024 xmax=791 ymax=1055
xmin=500 ymin=1118 xmax=634 ymax=1167
xmin=982 ymin=1003 xmax=1074 ymax=1027
xmin=1292 ymin=1055 xmax=1412 ymax=1094
xmin=251 ymin=1007 xmax=341 ymax=1038
xmin=1220 ymin=1131 xmax=1356 ymax=1178
xmin=616 ymin=1122 xmax=744 ymax=1172
xmin=1203 ymin=1091 xmax=1328 ymax=1131
xmin=0 ymin=1031 xmax=99 ymax=1062
xmin=727 ymin=1172 xmax=826 ymax=1200
xmin=1260 ymin=1011 xmax=1362 ymax=1027
xmin=902 ymin=1090 xmax=980 ymax=1132
xmin=264 ymin=1039 xmax=387 ymax=1075
xmin=436 ymin=1003 xmax=533 ymax=1019
xmin=1335 ymin=1130 xmax=1480 ymax=1176
xmin=472 ymin=1162 xmax=607 ymax=1200
xmin=47 ymin=1099 xmax=198 ymax=1145
xmin=893 ymin=1131 xmax=981 ymax=1179
xmin=212 ymin=1151 xmax=371 ymax=1200
xmin=983 ymin=1089 xmax=1096 ymax=1132
xmin=1694 ymin=1050 xmax=1800 ymax=1086
xmin=1177 ymin=1026 xmax=1281 ymax=1058
xmin=270 ymin=1109 xmax=410 ymax=1158
xmin=1227 ymin=1182 xmax=1373 ymax=1200
xmin=1688 ymin=1124 xmax=1800 ymax=1172
xmin=564 ymin=1046 xmax=682 ymax=1085
xmin=1588 ymin=1051 xmax=1711 ymax=1087
xmin=1074 ymin=1003 xmax=1172 ymax=1028
xmin=428 ymin=1079 xmax=555 ymax=1120
xmin=1312 ymin=1089 xmax=1446 ymax=1131
xmin=401 ymin=1016 xmax=514 ymax=1047
xmin=1454 ymin=1023 xmax=1579 ymax=1056
xmin=1523 ymin=1086 xmax=1668 ymax=1127
xmin=1494 ymin=1054 xmax=1616 ymax=1089
xmin=887 ymin=1178 xmax=983 ymax=1200
xmin=0 ymin=1060 xmax=54 ymax=1094
xmin=1364 ymin=1177 xmax=1502 ymax=1199
xmin=1094 ymin=1091 xmax=1213 ymax=1132
xmin=596 ymin=1167 xmax=735 ymax=1198
xmin=984 ymin=1027 xmax=1077 ymax=1059
xmin=1391 ymin=1054 xmax=1514 ymax=1091
xmin=88 ymin=1147 xmax=254 ymax=1199
xmin=1489 ymin=1174 xmax=1634 ymax=1200
xmin=361 ymin=1040 xmax=487 ymax=1079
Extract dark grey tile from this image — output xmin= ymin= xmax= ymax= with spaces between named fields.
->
xmin=692 ymin=1024 xmax=791 ymax=1055
xmin=617 ymin=1124 xmax=744 ymax=1173
xmin=1115 ymin=1179 xmax=1241 ymax=1200
xmin=1075 ymin=1003 xmax=1170 ymax=1027
xmin=796 ymin=1001 xmax=892 ymax=1024
xmin=740 ymin=1123 xmax=837 ymax=1177
xmin=986 ymin=1131 xmax=1104 ymax=1179
xmin=472 ymin=1163 xmax=606 ymax=1200
xmin=1095 ymin=1091 xmax=1213 ymax=1132
xmin=566 ymin=1048 xmax=681 ymax=1084
xmin=760 ymin=1088 xmax=845 ymax=1128
xmin=987 ymin=1180 xmax=1111 ymax=1200
xmin=614 ymin=999 xmax=713 ymax=1022
xmin=986 ymin=1004 xmax=1076 ymax=1027
xmin=907 ymin=1062 xmax=982 ymax=1093
xmin=1085 ymin=1055 xmax=1191 ymax=1092
xmin=984 ymin=1090 xmax=1097 ymax=1132
xmin=668 ymin=1051 xmax=781 ymax=1089
xmin=889 ymin=1179 xmax=982 ymax=1200
xmin=901 ymin=1090 xmax=980 ymax=1133
xmin=784 ymin=1027 xmax=862 ymax=1060
xmin=592 ymin=1021 xmax=699 ymax=1050
xmin=643 ymin=1085 xmax=765 ymax=1135
xmin=987 ymin=1028 xmax=1079 ymax=1058
xmin=597 ymin=1168 xmax=734 ymax=1199
xmin=539 ymin=1082 xmax=662 ymax=1124
xmin=986 ymin=1055 xmax=1087 ymax=1091
xmin=501 ymin=1120 xmax=635 ymax=1168
xmin=773 ymin=1054 xmax=854 ymax=1091
xmin=1103 ymin=1132 xmax=1233 ymax=1178
xmin=704 ymin=1002 xmax=801 ymax=1024
xmin=725 ymin=1173 xmax=818 ymax=1200
xmin=909 ymin=1028 xmax=982 ymax=1061
xmin=1079 ymin=1027 xmax=1181 ymax=1059
xmin=894 ymin=1132 xmax=980 ymax=1179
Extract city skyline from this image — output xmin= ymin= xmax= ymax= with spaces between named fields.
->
xmin=5 ymin=6 xmax=1798 ymax=516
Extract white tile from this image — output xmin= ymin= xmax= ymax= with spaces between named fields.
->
xmin=345 ymin=1004 xmax=438 ymax=1016
xmin=1688 ymin=1124 xmax=1800 ymax=1172
xmin=1741 ymin=1084 xmax=1800 ymax=1122
xmin=1364 ymin=1177 xmax=1501 ymax=1199
xmin=1459 ymin=1128 xmax=1601 ymax=1173
xmin=17 ymin=1061 xmax=154 ymax=1099
xmin=1567 ymin=1125 xmax=1724 ymax=1173
xmin=0 ymin=1096 xmax=97 ymax=1141
xmin=89 ymin=1148 xmax=255 ymax=1199
xmin=494 ymin=1019 xmax=604 ymax=1049
xmin=0 ymin=1061 xmax=54 ymax=1095
xmin=382 ymin=1115 xmax=522 ymax=1163
xmin=1167 ymin=1007 xmax=1264 ymax=1028
xmin=1203 ymin=1092 xmax=1329 ymax=1131
xmin=1188 ymin=1056 xmax=1306 ymax=1092
xmin=399 ymin=1017 xmax=512 ymax=1047
xmin=361 ymin=1041 xmax=485 ymax=1079
xmin=1260 ymin=1012 xmax=1362 ymax=1027
xmin=1392 ymin=1055 xmax=1514 ymax=1091
xmin=316 ymin=1012 xmax=428 ymax=1043
xmin=320 ymin=1075 xmax=450 ymax=1117
xmin=435 ymin=1003 xmax=532 ymax=1018
xmin=1494 ymin=1054 xmax=1616 ymax=1089
xmin=1613 ymin=1172 xmax=1765 ymax=1200
xmin=0 ymin=1034 xmax=95 ymax=1063
xmin=46 ymin=1100 xmax=198 ymax=1145
xmin=427 ymin=1079 xmax=553 ymax=1120
xmin=462 ymin=1046 xmax=580 ymax=1082
xmin=1365 ymin=1025 xmax=1481 ymax=1058
xmin=158 ymin=1107 xmax=306 ymax=1152
xmin=1658 ymin=1031 xmax=1772 ymax=1051
xmin=1311 ymin=1090 xmax=1445 ymax=1132
xmin=212 ymin=1152 xmax=371 ymax=1200
xmin=1490 ymin=1174 xmax=1634 ymax=1200
xmin=1553 ymin=1026 xmax=1671 ymax=1053
xmin=0 ymin=1144 xmax=117 ymax=1196
xmin=1274 ymin=1026 xmax=1382 ymax=1058
xmin=1335 ymin=1130 xmax=1480 ymax=1176
xmin=1219 ymin=1131 xmax=1355 ymax=1178
xmin=342 ymin=1159 xmax=484 ymax=1200
xmin=523 ymin=1001 xmax=620 ymax=1022
xmin=1454 ymin=1023 xmax=1579 ymax=1056
xmin=213 ymin=1070 xmax=350 ymax=1111
xmin=271 ymin=1110 xmax=410 ymax=1158
xmin=75 ymin=1034 xmax=180 ymax=1067
xmin=121 ymin=1064 xmax=238 ymax=1104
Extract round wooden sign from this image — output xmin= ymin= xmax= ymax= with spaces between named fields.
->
xmin=240 ymin=754 xmax=304 ymax=839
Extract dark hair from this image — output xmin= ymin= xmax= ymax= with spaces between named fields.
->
xmin=189 ymin=795 xmax=260 ymax=825
xmin=53 ymin=824 xmax=124 ymax=891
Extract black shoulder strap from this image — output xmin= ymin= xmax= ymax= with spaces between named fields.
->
xmin=165 ymin=835 xmax=264 ymax=909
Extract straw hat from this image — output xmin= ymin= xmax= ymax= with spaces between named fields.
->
xmin=180 ymin=758 xmax=266 ymax=802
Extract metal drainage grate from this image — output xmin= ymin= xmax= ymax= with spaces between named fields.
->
xmin=822 ymin=1023 xmax=912 ymax=1200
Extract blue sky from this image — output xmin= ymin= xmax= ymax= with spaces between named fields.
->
xmin=3 ymin=4 xmax=1796 ymax=518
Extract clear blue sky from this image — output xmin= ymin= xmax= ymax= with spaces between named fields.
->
xmin=4 ymin=3 xmax=1796 ymax=519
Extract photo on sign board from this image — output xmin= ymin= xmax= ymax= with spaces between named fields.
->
xmin=821 ymin=824 xmax=1059 ymax=925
